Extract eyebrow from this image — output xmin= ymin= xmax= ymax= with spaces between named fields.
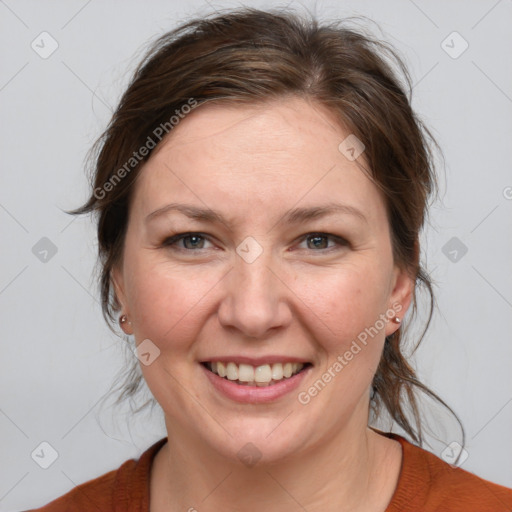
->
xmin=145 ymin=201 xmax=368 ymax=226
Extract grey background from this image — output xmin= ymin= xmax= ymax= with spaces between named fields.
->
xmin=1 ymin=0 xmax=511 ymax=509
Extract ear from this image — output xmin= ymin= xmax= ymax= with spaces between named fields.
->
xmin=384 ymin=241 xmax=418 ymax=336
xmin=111 ymin=264 xmax=133 ymax=335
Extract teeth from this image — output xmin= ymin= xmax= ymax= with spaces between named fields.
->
xmin=254 ymin=364 xmax=272 ymax=383
xmin=271 ymin=363 xmax=283 ymax=380
xmin=217 ymin=361 xmax=227 ymax=378
xmin=207 ymin=361 xmax=306 ymax=385
xmin=226 ymin=362 xmax=238 ymax=381
xmin=238 ymin=363 xmax=254 ymax=382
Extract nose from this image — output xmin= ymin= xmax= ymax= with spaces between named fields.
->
xmin=217 ymin=252 xmax=293 ymax=339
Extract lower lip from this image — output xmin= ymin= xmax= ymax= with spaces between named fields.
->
xmin=202 ymin=363 xmax=312 ymax=404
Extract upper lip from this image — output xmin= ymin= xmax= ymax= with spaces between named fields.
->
xmin=200 ymin=355 xmax=312 ymax=366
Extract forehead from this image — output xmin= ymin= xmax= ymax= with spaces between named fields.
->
xmin=150 ymin=97 xmax=349 ymax=171
xmin=131 ymin=97 xmax=386 ymax=228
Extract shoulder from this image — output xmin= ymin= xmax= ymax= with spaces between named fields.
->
xmin=26 ymin=438 xmax=167 ymax=512
xmin=26 ymin=468 xmax=119 ymax=511
xmin=386 ymin=433 xmax=512 ymax=512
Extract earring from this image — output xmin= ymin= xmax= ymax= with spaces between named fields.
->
xmin=119 ymin=314 xmax=128 ymax=325
xmin=393 ymin=316 xmax=401 ymax=324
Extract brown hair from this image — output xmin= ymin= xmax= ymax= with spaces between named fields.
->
xmin=69 ymin=7 xmax=461 ymax=445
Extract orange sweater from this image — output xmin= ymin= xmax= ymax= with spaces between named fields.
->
xmin=28 ymin=434 xmax=512 ymax=511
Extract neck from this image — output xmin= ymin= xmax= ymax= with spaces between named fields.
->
xmin=150 ymin=410 xmax=401 ymax=512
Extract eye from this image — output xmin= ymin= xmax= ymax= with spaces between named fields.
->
xmin=161 ymin=231 xmax=348 ymax=253
xmin=161 ymin=232 xmax=214 ymax=251
xmin=297 ymin=233 xmax=349 ymax=251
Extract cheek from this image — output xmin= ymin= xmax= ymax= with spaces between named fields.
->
xmin=299 ymin=265 xmax=389 ymax=337
xmin=124 ymin=253 xmax=221 ymax=350
xmin=295 ymin=264 xmax=390 ymax=380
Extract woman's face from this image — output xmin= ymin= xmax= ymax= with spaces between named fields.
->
xmin=113 ymin=97 xmax=413 ymax=463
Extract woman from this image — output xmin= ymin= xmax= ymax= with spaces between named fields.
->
xmin=30 ymin=8 xmax=512 ymax=511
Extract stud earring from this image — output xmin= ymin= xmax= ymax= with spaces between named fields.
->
xmin=119 ymin=314 xmax=129 ymax=325
xmin=393 ymin=316 xmax=401 ymax=324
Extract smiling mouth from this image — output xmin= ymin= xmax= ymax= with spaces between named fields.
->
xmin=202 ymin=361 xmax=312 ymax=387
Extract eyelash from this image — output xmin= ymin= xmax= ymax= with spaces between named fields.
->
xmin=161 ymin=232 xmax=349 ymax=253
